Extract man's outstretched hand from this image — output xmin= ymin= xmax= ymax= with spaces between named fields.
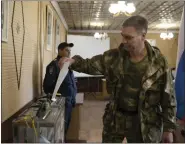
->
xmin=58 ymin=57 xmax=75 ymax=69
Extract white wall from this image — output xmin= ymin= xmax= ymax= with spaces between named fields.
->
xmin=67 ymin=35 xmax=110 ymax=77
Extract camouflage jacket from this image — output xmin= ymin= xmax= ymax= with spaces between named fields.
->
xmin=71 ymin=41 xmax=177 ymax=142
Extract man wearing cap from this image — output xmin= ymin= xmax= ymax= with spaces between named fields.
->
xmin=43 ymin=42 xmax=77 ymax=137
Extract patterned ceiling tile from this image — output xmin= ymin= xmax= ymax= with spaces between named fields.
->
xmin=58 ymin=0 xmax=184 ymax=31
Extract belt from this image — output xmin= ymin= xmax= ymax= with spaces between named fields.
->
xmin=117 ymin=108 xmax=138 ymax=115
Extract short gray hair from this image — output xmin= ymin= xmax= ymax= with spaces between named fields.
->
xmin=122 ymin=15 xmax=148 ymax=33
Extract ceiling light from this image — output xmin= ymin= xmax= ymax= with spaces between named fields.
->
xmin=109 ymin=1 xmax=136 ymax=17
xmin=118 ymin=1 xmax=126 ymax=5
xmin=96 ymin=13 xmax=100 ymax=17
xmin=160 ymin=32 xmax=168 ymax=39
xmin=168 ymin=32 xmax=174 ymax=39
xmin=94 ymin=32 xmax=108 ymax=40
xmin=97 ymin=23 xmax=102 ymax=27
xmin=94 ymin=32 xmax=100 ymax=39
xmin=126 ymin=3 xmax=136 ymax=14
xmin=118 ymin=1 xmax=127 ymax=12
xmin=90 ymin=22 xmax=104 ymax=27
xmin=160 ymin=32 xmax=174 ymax=40
xmin=109 ymin=4 xmax=119 ymax=14
xmin=156 ymin=23 xmax=177 ymax=29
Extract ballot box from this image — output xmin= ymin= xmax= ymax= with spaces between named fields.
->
xmin=12 ymin=97 xmax=65 ymax=143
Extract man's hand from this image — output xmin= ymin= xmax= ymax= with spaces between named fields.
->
xmin=162 ymin=132 xmax=173 ymax=143
xmin=58 ymin=57 xmax=75 ymax=69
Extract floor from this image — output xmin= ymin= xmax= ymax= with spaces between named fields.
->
xmin=76 ymin=93 xmax=185 ymax=143
xmin=79 ymin=93 xmax=107 ymax=143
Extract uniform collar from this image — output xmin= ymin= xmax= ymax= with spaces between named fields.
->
xmin=144 ymin=40 xmax=153 ymax=62
xmin=56 ymin=55 xmax=62 ymax=61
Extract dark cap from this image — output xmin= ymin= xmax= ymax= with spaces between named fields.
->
xmin=58 ymin=42 xmax=74 ymax=50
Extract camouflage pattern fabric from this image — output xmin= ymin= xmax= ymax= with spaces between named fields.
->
xmin=71 ymin=41 xmax=177 ymax=142
xmin=102 ymin=110 xmax=143 ymax=142
xmin=118 ymin=55 xmax=148 ymax=112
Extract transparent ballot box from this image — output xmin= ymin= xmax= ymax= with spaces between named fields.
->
xmin=12 ymin=97 xmax=65 ymax=143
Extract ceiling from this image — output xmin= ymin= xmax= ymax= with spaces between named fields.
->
xmin=58 ymin=0 xmax=184 ymax=32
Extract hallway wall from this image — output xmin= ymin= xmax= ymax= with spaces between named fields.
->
xmin=2 ymin=1 xmax=39 ymax=122
xmin=2 ymin=1 xmax=67 ymax=122
xmin=2 ymin=1 xmax=67 ymax=142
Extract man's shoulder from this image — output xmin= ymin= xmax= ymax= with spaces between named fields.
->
xmin=47 ymin=58 xmax=58 ymax=68
xmin=45 ymin=59 xmax=58 ymax=75
xmin=152 ymin=46 xmax=168 ymax=67
xmin=104 ymin=48 xmax=119 ymax=55
xmin=103 ymin=48 xmax=120 ymax=60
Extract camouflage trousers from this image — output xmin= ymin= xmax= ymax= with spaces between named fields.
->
xmin=102 ymin=110 xmax=143 ymax=143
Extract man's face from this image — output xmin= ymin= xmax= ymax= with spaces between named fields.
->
xmin=59 ymin=47 xmax=71 ymax=57
xmin=121 ymin=26 xmax=145 ymax=53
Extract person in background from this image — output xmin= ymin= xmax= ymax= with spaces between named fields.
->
xmin=43 ymin=42 xmax=77 ymax=139
xmin=58 ymin=16 xmax=176 ymax=143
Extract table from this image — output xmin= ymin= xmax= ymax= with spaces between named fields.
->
xmin=75 ymin=75 xmax=104 ymax=98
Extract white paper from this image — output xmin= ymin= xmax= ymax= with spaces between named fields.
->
xmin=52 ymin=62 xmax=70 ymax=101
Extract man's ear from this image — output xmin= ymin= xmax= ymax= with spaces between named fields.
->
xmin=142 ymin=33 xmax=146 ymax=41
xmin=58 ymin=49 xmax=62 ymax=53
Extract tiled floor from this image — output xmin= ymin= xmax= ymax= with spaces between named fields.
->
xmin=79 ymin=94 xmax=107 ymax=142
xmin=78 ymin=93 xmax=184 ymax=143
xmin=78 ymin=94 xmax=127 ymax=143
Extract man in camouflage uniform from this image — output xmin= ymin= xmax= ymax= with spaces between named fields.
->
xmin=58 ymin=16 xmax=177 ymax=143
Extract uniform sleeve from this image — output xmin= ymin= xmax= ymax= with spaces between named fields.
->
xmin=71 ymin=71 xmax=77 ymax=107
xmin=160 ymin=62 xmax=177 ymax=132
xmin=71 ymin=54 xmax=105 ymax=75
xmin=43 ymin=63 xmax=58 ymax=94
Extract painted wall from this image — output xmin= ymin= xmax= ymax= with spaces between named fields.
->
xmin=1 ymin=1 xmax=67 ymax=122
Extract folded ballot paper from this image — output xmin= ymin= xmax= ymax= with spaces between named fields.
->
xmin=51 ymin=62 xmax=70 ymax=101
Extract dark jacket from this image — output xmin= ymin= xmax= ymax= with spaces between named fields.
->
xmin=43 ymin=56 xmax=77 ymax=106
